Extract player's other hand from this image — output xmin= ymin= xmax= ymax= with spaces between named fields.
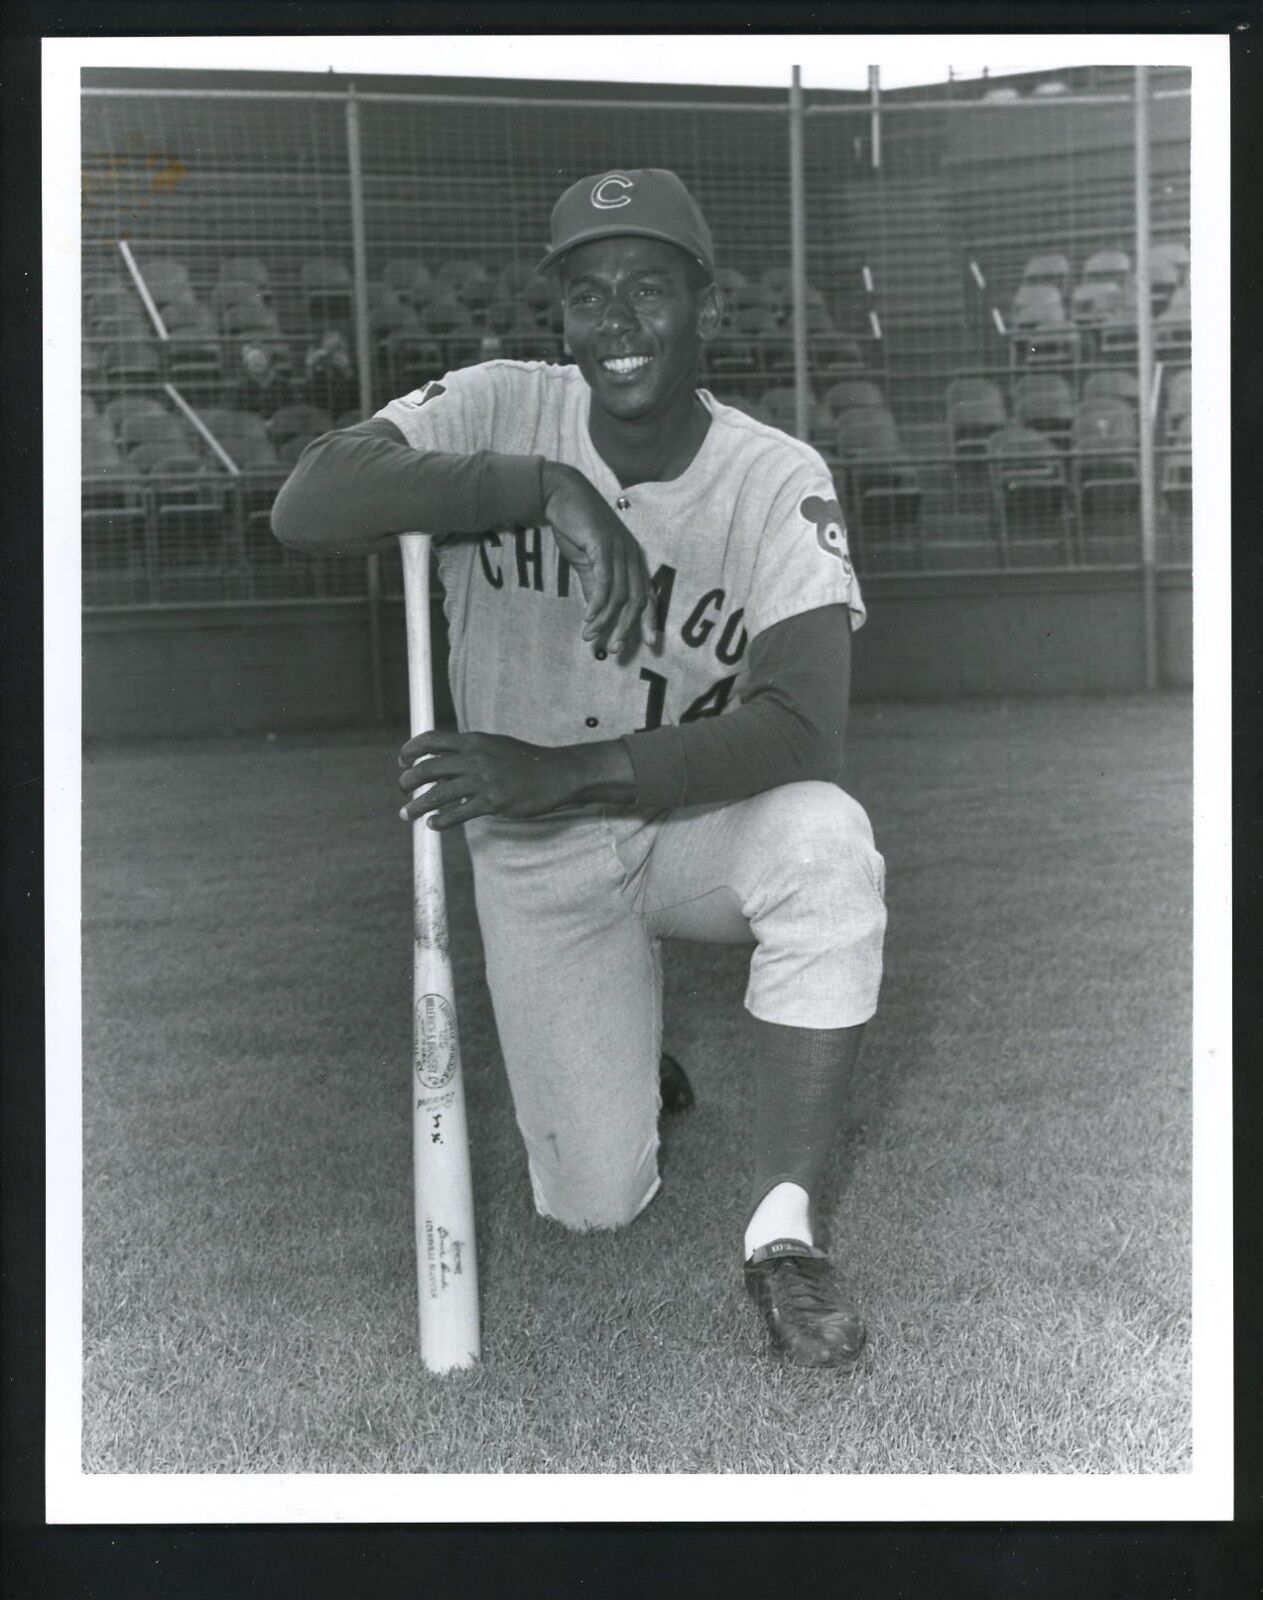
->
xmin=542 ymin=462 xmax=661 ymax=658
xmin=398 ymin=730 xmax=577 ymax=829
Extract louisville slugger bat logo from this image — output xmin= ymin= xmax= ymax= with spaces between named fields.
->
xmin=415 ymin=992 xmax=458 ymax=1089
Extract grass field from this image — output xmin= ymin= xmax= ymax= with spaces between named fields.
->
xmin=80 ymin=693 xmax=1193 ymax=1475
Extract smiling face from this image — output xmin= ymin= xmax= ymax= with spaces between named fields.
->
xmin=559 ymin=236 xmax=720 ymax=422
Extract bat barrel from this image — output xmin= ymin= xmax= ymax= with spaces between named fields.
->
xmin=401 ymin=534 xmax=481 ymax=1372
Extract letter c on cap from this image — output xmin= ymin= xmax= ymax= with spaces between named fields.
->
xmin=591 ymin=174 xmax=633 ymax=210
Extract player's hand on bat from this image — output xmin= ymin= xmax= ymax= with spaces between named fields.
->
xmin=541 ymin=463 xmax=661 ymax=658
xmin=398 ymin=730 xmax=581 ymax=830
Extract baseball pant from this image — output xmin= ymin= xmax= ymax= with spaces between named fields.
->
xmin=464 ymin=780 xmax=886 ymax=1231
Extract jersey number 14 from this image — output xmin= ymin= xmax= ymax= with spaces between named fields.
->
xmin=638 ymin=669 xmax=738 ymax=730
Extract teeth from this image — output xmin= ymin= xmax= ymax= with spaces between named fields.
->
xmin=602 ymin=356 xmax=651 ymax=373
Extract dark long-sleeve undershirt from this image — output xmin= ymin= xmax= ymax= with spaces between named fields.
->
xmin=272 ymin=424 xmax=851 ymax=810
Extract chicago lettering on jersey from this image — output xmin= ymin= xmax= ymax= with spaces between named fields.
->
xmin=477 ymin=533 xmax=750 ymax=669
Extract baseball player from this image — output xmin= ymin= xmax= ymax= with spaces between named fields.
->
xmin=273 ymin=169 xmax=887 ymax=1368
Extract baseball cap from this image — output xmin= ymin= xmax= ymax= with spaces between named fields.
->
xmin=538 ymin=168 xmax=715 ymax=277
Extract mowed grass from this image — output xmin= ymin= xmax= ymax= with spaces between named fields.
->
xmin=80 ymin=694 xmax=1192 ymax=1475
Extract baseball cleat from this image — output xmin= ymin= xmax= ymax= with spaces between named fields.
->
xmin=658 ymin=1052 xmax=695 ymax=1114
xmin=743 ymin=1239 xmax=866 ymax=1368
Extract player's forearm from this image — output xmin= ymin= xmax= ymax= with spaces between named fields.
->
xmin=270 ymin=426 xmax=548 ymax=552
xmin=622 ymin=698 xmax=844 ymax=810
xmin=551 ymin=738 xmax=638 ymax=807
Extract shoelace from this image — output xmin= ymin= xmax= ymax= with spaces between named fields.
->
xmin=769 ymin=1255 xmax=845 ymax=1312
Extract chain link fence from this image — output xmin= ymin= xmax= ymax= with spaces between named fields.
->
xmin=81 ymin=67 xmax=1191 ymax=615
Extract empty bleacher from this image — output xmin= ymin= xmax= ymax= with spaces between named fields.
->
xmin=80 ymin=69 xmax=1192 ymax=600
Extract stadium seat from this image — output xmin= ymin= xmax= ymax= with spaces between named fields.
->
xmin=1098 ymin=283 xmax=1140 ymax=361
xmin=417 ymin=296 xmax=468 ymax=337
xmin=384 ymin=258 xmax=430 ymax=298
xmin=385 ymin=330 xmax=446 ymax=391
xmin=212 ymin=279 xmax=269 ymax=314
xmin=1164 ymin=368 xmax=1192 ymax=439
xmin=267 ymin=403 xmax=333 ymax=445
xmin=218 ymin=257 xmax=271 ymax=289
xmin=370 ymin=293 xmax=419 ymax=339
xmin=119 ymin=411 xmax=185 ymax=454
xmin=714 ymin=266 xmax=748 ymax=294
xmin=1156 ymin=283 xmax=1190 ymax=359
xmin=334 ymin=409 xmax=365 ymax=430
xmin=946 ymin=377 xmax=1006 ymax=456
xmin=1010 ymin=287 xmax=1080 ymax=367
xmin=436 ymin=262 xmax=494 ymax=312
xmin=1147 ymin=256 xmax=1182 ymax=309
xmin=1161 ymin=445 xmax=1192 ymax=515
xmin=482 ymin=300 xmax=521 ymax=336
xmin=1010 ymin=284 xmax=1066 ymax=332
xmin=758 ymin=387 xmax=831 ymax=442
xmin=1151 ymin=240 xmax=1189 ymax=282
xmin=124 ymin=441 xmax=198 ymax=475
xmin=495 ymin=260 xmax=541 ymax=298
xmin=162 ymin=300 xmax=217 ymax=336
xmin=440 ymin=319 xmax=487 ymax=369
xmin=104 ymin=394 xmax=169 ymax=428
xmin=94 ymin=314 xmax=158 ymax=349
xmin=300 ymin=259 xmax=353 ymax=322
xmin=278 ymin=434 xmax=321 ymax=467
xmin=1072 ymin=397 xmax=1139 ymax=517
xmin=1013 ymin=373 xmax=1074 ymax=443
xmin=519 ymin=272 xmax=556 ymax=313
xmin=102 ymin=339 xmax=163 ymax=385
xmin=1081 ymin=250 xmax=1131 ymax=286
xmin=835 ymin=410 xmax=921 ymax=551
xmin=824 ymin=379 xmax=884 ymax=417
xmin=1021 ymin=253 xmax=1071 ymax=295
xmin=222 ymin=298 xmax=282 ymax=337
xmin=815 ymin=335 xmax=865 ymax=380
xmin=1083 ymin=371 xmax=1140 ymax=408
xmin=728 ymin=282 xmax=779 ymax=315
xmin=987 ymin=426 xmax=1073 ymax=559
xmin=88 ymin=287 xmax=142 ymax=328
xmin=1071 ymin=280 xmax=1123 ymax=327
xmin=836 ymin=406 xmax=902 ymax=459
xmin=139 ymin=258 xmax=193 ymax=300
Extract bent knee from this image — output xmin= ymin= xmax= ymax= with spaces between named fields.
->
xmin=742 ymin=782 xmax=882 ymax=897
xmin=746 ymin=781 xmax=875 ymax=855
xmin=526 ymin=1137 xmax=660 ymax=1233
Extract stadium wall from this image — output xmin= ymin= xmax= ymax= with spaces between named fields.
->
xmin=83 ymin=571 xmax=1192 ymax=740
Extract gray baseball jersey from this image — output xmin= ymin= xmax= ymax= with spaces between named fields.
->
xmin=377 ymin=360 xmax=864 ymax=746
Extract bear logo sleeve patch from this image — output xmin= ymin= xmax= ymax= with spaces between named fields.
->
xmin=800 ymin=494 xmax=853 ymax=574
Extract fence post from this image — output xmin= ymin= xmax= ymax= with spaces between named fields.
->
xmin=789 ymin=66 xmax=810 ymax=444
xmin=346 ymin=83 xmax=386 ymax=723
xmin=1134 ymin=65 xmax=1159 ymax=690
xmin=869 ymin=65 xmax=882 ymax=170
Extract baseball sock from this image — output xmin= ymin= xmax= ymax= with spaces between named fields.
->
xmin=743 ymin=1018 xmax=866 ymax=1260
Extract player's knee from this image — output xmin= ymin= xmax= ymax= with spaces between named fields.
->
xmin=752 ymin=782 xmax=882 ymax=899
xmin=527 ymin=1138 xmax=660 ymax=1233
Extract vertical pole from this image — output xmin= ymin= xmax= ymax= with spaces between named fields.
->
xmin=869 ymin=65 xmax=882 ymax=171
xmin=1134 ymin=65 xmax=1159 ymax=690
xmin=347 ymin=84 xmax=386 ymax=722
xmin=789 ymin=66 xmax=810 ymax=444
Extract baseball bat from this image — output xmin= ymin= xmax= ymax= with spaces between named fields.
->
xmin=400 ymin=533 xmax=480 ymax=1372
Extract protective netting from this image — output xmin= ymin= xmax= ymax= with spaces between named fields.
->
xmin=80 ymin=69 xmax=1191 ymax=608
